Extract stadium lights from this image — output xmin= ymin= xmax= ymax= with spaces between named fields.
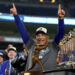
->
xmin=40 ymin=0 xmax=44 ymax=2
xmin=51 ymin=0 xmax=55 ymax=3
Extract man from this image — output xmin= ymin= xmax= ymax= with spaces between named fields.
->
xmin=0 ymin=50 xmax=7 ymax=65
xmin=0 ymin=53 xmax=4 ymax=65
xmin=0 ymin=47 xmax=17 ymax=75
xmin=5 ymin=44 xmax=14 ymax=53
xmin=10 ymin=3 xmax=65 ymax=72
xmin=0 ymin=52 xmax=4 ymax=75
xmin=11 ymin=44 xmax=28 ymax=73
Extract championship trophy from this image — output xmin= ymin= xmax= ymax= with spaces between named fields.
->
xmin=20 ymin=44 xmax=46 ymax=75
xmin=58 ymin=29 xmax=75 ymax=67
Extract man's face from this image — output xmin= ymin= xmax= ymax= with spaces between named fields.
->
xmin=8 ymin=44 xmax=13 ymax=49
xmin=0 ymin=56 xmax=3 ymax=64
xmin=8 ymin=50 xmax=16 ymax=59
xmin=36 ymin=33 xmax=49 ymax=45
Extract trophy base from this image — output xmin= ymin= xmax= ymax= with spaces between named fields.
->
xmin=21 ymin=71 xmax=43 ymax=75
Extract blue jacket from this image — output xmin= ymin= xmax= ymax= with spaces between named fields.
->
xmin=0 ymin=60 xmax=17 ymax=75
xmin=0 ymin=60 xmax=9 ymax=75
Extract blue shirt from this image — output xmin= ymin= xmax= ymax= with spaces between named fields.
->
xmin=0 ymin=60 xmax=9 ymax=75
xmin=39 ymin=47 xmax=49 ymax=59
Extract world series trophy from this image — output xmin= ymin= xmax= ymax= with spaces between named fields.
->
xmin=58 ymin=29 xmax=75 ymax=67
xmin=20 ymin=44 xmax=46 ymax=75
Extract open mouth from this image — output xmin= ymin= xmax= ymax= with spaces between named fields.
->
xmin=38 ymin=39 xmax=44 ymax=42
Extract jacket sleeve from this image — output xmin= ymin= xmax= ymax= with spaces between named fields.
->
xmin=54 ymin=19 xmax=65 ymax=45
xmin=14 ymin=15 xmax=30 ymax=44
xmin=0 ymin=61 xmax=9 ymax=75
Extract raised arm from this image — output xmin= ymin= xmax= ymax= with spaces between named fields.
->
xmin=10 ymin=3 xmax=30 ymax=44
xmin=54 ymin=4 xmax=65 ymax=45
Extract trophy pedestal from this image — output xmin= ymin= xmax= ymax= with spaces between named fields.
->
xmin=21 ymin=71 xmax=43 ymax=75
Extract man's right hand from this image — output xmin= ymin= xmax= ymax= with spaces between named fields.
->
xmin=23 ymin=44 xmax=28 ymax=56
xmin=10 ymin=3 xmax=17 ymax=16
xmin=58 ymin=4 xmax=65 ymax=19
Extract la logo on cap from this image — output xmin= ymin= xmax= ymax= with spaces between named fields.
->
xmin=36 ymin=27 xmax=47 ymax=34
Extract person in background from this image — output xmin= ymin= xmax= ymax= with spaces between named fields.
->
xmin=0 ymin=53 xmax=4 ymax=75
xmin=0 ymin=47 xmax=18 ymax=75
xmin=10 ymin=3 xmax=65 ymax=72
xmin=11 ymin=44 xmax=28 ymax=73
xmin=0 ymin=53 xmax=4 ymax=65
xmin=0 ymin=50 xmax=7 ymax=64
xmin=5 ymin=44 xmax=13 ymax=53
